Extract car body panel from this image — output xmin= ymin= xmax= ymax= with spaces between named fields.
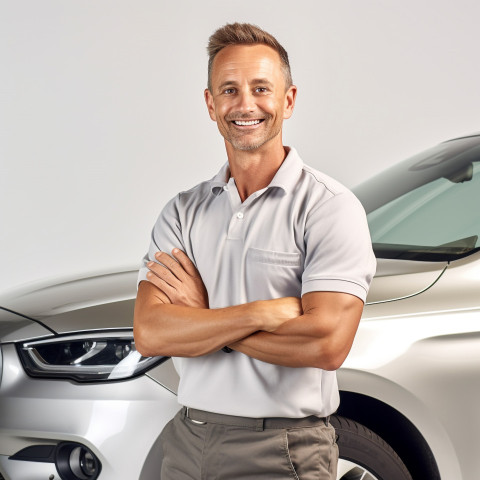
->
xmin=339 ymin=309 xmax=480 ymax=480
xmin=0 ymin=272 xmax=180 ymax=480
xmin=0 ymin=309 xmax=53 ymax=343
xmin=0 ymin=270 xmax=138 ymax=320
xmin=0 ymin=343 xmax=179 ymax=479
xmin=366 ymin=258 xmax=447 ymax=303
xmin=363 ymin=251 xmax=480 ymax=317
xmin=0 ymin=455 xmax=59 ymax=480
xmin=341 ymin=250 xmax=480 ymax=480
xmin=337 ymin=367 xmax=463 ymax=480
xmin=146 ymin=358 xmax=180 ymax=395
xmin=38 ymin=299 xmax=136 ymax=334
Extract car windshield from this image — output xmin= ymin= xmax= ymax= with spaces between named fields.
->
xmin=353 ymin=135 xmax=480 ymax=261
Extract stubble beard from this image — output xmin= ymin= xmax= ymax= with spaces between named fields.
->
xmin=229 ymin=134 xmax=276 ymax=151
xmin=222 ymin=113 xmax=281 ymax=152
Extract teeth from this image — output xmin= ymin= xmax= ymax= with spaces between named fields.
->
xmin=233 ymin=120 xmax=261 ymax=126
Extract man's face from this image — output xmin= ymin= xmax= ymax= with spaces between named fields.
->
xmin=205 ymin=44 xmax=296 ymax=152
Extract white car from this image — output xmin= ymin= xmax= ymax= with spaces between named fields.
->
xmin=1 ymin=133 xmax=479 ymax=480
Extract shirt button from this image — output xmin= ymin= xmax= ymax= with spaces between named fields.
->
xmin=236 ymin=212 xmax=244 ymax=219
xmin=223 ymin=185 xmax=228 ymax=191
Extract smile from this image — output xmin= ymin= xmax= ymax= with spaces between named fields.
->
xmin=232 ymin=119 xmax=264 ymax=126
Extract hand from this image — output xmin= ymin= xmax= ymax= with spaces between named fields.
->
xmin=146 ymin=249 xmax=209 ymax=309
xmin=258 ymin=297 xmax=302 ymax=332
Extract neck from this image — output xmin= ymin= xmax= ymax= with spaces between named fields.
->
xmin=225 ymin=138 xmax=287 ymax=202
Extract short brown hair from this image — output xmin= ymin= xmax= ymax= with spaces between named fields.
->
xmin=207 ymin=23 xmax=292 ymax=91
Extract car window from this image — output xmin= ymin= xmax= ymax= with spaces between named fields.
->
xmin=354 ymin=136 xmax=480 ymax=261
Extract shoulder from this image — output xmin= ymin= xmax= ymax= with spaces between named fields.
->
xmin=301 ymin=163 xmax=349 ymax=196
xmin=298 ymin=161 xmax=364 ymax=214
xmin=164 ymin=171 xmax=221 ymax=213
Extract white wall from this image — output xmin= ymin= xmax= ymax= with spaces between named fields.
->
xmin=2 ymin=0 xmax=480 ymax=293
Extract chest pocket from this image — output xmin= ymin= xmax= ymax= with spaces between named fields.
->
xmin=247 ymin=247 xmax=301 ymax=267
xmin=245 ymin=247 xmax=302 ymax=300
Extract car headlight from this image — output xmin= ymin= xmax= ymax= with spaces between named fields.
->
xmin=17 ymin=331 xmax=167 ymax=382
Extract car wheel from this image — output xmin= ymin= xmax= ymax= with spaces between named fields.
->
xmin=331 ymin=415 xmax=412 ymax=480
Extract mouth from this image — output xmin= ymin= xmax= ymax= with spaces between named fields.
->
xmin=231 ymin=119 xmax=265 ymax=127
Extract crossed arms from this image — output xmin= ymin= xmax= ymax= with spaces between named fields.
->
xmin=134 ymin=249 xmax=364 ymax=370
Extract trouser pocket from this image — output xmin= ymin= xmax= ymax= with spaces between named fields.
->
xmin=284 ymin=424 xmax=338 ymax=480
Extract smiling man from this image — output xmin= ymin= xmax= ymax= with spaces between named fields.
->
xmin=134 ymin=23 xmax=376 ymax=480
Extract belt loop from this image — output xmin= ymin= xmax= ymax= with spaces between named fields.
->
xmin=184 ymin=407 xmax=189 ymax=419
xmin=324 ymin=416 xmax=330 ymax=426
xmin=255 ymin=418 xmax=265 ymax=432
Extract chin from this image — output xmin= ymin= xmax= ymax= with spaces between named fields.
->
xmin=227 ymin=133 xmax=279 ymax=152
xmin=231 ymin=141 xmax=266 ymax=151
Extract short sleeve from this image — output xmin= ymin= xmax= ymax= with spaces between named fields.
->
xmin=137 ymin=195 xmax=186 ymax=288
xmin=301 ymin=191 xmax=376 ymax=302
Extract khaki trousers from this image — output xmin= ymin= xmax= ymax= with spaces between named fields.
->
xmin=159 ymin=407 xmax=338 ymax=480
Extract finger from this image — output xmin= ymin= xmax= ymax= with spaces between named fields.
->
xmin=148 ymin=261 xmax=180 ymax=289
xmin=146 ymin=271 xmax=176 ymax=302
xmin=154 ymin=251 xmax=187 ymax=281
xmin=171 ymin=248 xmax=199 ymax=277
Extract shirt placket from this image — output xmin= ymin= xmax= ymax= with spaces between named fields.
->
xmin=225 ymin=178 xmax=244 ymax=240
xmin=224 ymin=178 xmax=269 ymax=240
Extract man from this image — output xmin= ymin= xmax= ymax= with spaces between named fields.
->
xmin=134 ymin=22 xmax=376 ymax=480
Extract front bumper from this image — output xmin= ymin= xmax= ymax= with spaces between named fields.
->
xmin=0 ymin=343 xmax=179 ymax=480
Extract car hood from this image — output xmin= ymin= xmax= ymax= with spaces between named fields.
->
xmin=0 ymin=269 xmax=138 ymax=336
xmin=0 ymin=307 xmax=54 ymax=342
xmin=366 ymin=258 xmax=448 ymax=304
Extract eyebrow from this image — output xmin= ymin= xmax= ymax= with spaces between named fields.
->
xmin=252 ymin=78 xmax=274 ymax=88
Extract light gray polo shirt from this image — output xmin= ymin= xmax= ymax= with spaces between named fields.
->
xmin=138 ymin=147 xmax=376 ymax=417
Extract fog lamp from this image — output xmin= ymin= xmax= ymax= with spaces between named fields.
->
xmin=55 ymin=442 xmax=101 ymax=480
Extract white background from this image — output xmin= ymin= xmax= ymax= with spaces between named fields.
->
xmin=1 ymin=0 xmax=480 ymax=293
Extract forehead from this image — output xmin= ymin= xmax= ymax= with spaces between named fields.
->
xmin=211 ymin=44 xmax=283 ymax=86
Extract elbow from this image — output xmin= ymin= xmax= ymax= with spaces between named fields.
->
xmin=133 ymin=323 xmax=157 ymax=357
xmin=134 ymin=326 xmax=171 ymax=358
xmin=133 ymin=307 xmax=168 ymax=357
xmin=312 ymin=342 xmax=348 ymax=371
xmin=312 ymin=353 xmax=344 ymax=371
xmin=319 ymin=355 xmax=345 ymax=371
xmin=133 ymin=309 xmax=195 ymax=358
xmin=135 ymin=342 xmax=154 ymax=358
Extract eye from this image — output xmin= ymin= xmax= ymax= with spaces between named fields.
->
xmin=223 ymin=88 xmax=236 ymax=95
xmin=255 ymin=87 xmax=268 ymax=93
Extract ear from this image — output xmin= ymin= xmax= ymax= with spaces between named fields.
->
xmin=204 ymin=89 xmax=217 ymax=122
xmin=283 ymin=85 xmax=297 ymax=120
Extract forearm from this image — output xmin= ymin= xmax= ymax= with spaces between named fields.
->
xmin=230 ymin=331 xmax=319 ymax=368
xmin=230 ymin=315 xmax=330 ymax=369
xmin=134 ymin=299 xmax=260 ymax=358
xmin=231 ymin=293 xmax=364 ymax=370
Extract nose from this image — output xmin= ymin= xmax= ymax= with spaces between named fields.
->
xmin=236 ymin=89 xmax=256 ymax=112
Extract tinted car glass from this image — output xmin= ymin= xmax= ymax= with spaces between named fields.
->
xmin=354 ymin=136 xmax=480 ymax=261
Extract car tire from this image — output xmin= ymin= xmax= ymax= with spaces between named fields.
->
xmin=331 ymin=415 xmax=413 ymax=480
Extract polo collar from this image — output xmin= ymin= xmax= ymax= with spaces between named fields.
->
xmin=267 ymin=147 xmax=304 ymax=194
xmin=210 ymin=147 xmax=304 ymax=196
xmin=210 ymin=162 xmax=231 ymax=196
